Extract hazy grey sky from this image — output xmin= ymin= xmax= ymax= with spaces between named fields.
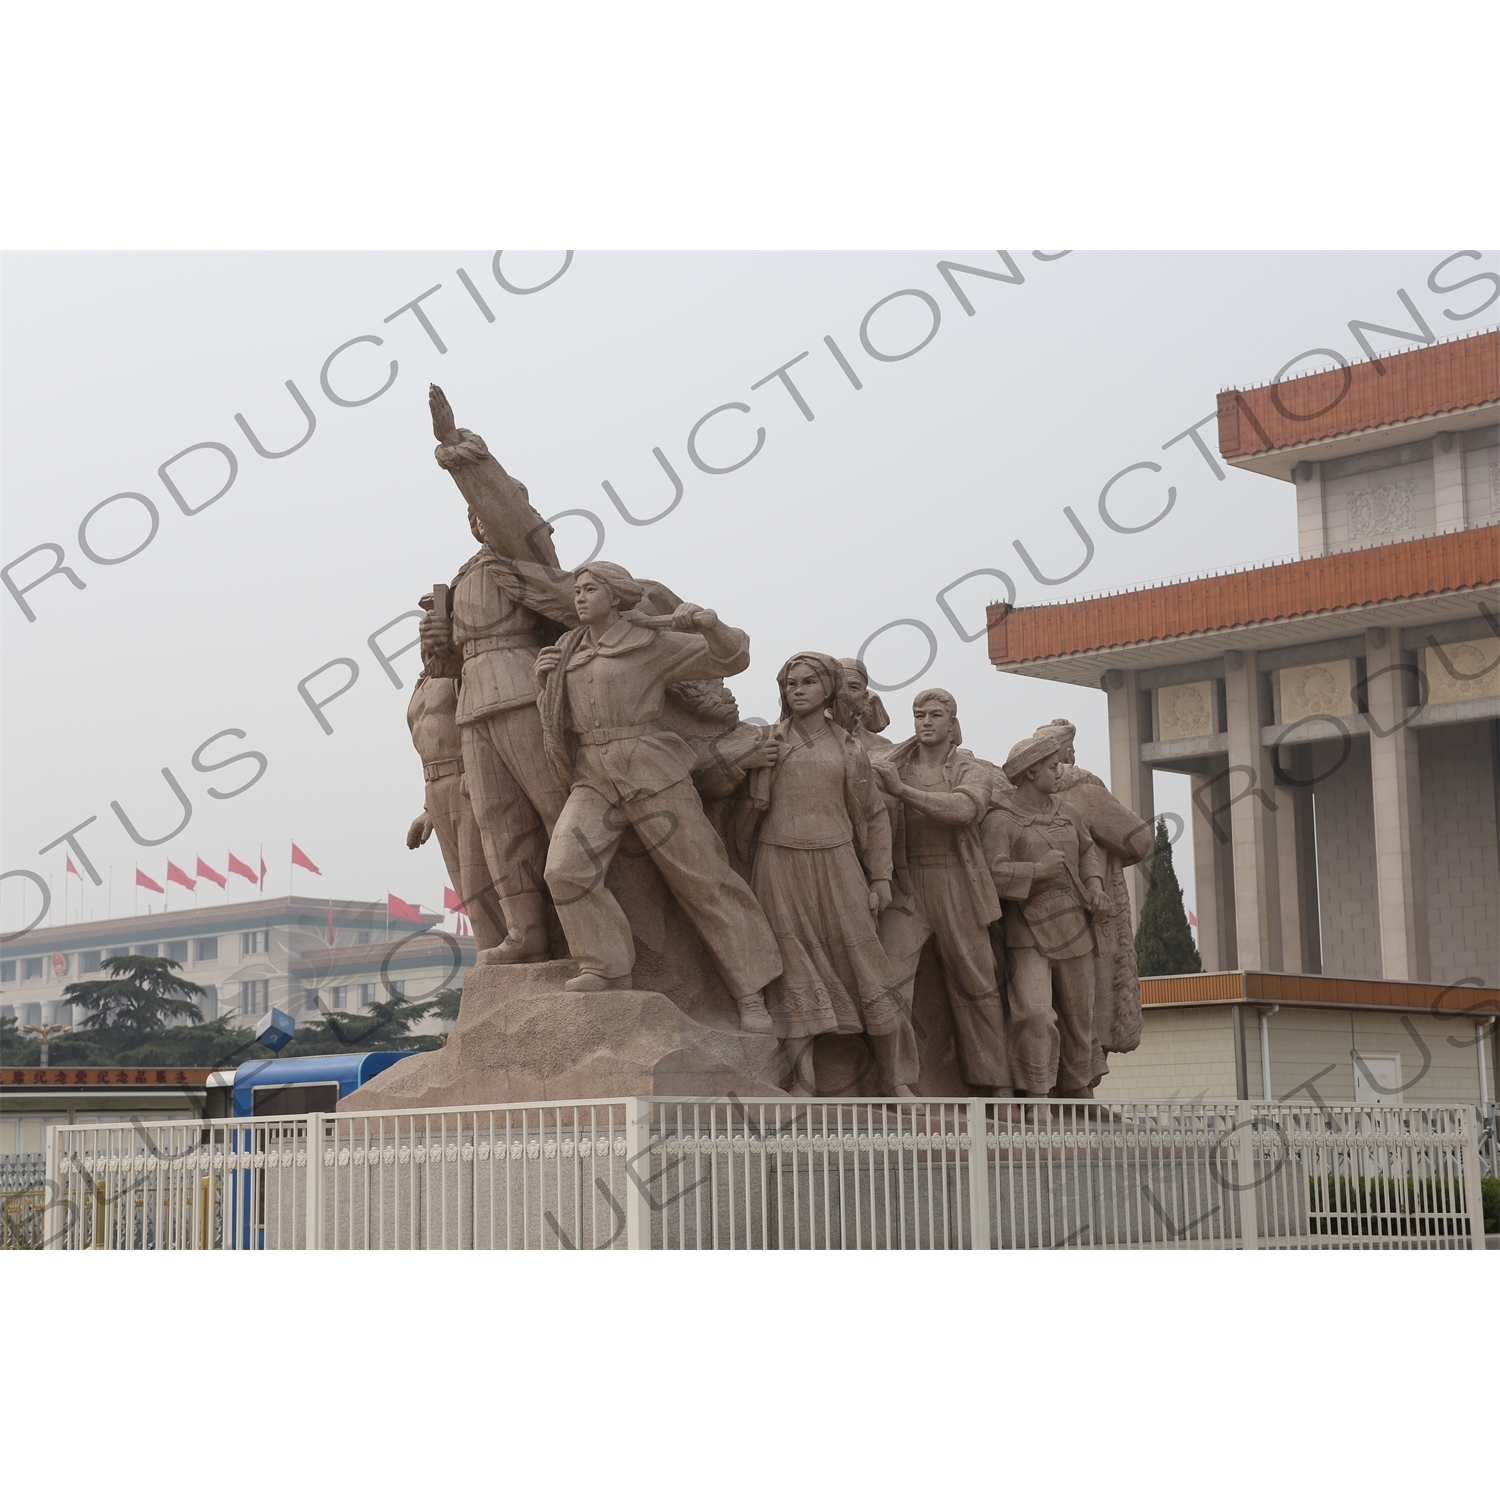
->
xmin=5 ymin=249 xmax=1495 ymax=935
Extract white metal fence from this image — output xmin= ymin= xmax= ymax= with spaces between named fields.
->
xmin=43 ymin=1098 xmax=1489 ymax=1251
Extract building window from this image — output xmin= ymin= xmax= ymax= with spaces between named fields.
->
xmin=242 ymin=930 xmax=268 ymax=956
xmin=356 ymin=931 xmax=371 ymax=946
xmin=134 ymin=944 xmax=158 ymax=958
xmin=303 ymin=989 xmax=321 ymax=1014
xmin=331 ymin=986 xmax=347 ymax=1010
xmin=359 ymin=983 xmax=376 ymax=1009
xmin=165 ymin=940 xmax=188 ymax=963
xmin=387 ymin=980 xmax=405 ymax=999
xmin=240 ymin=979 xmax=269 ymax=1014
xmin=23 ymin=958 xmax=44 ymax=980
xmin=81 ymin=950 xmax=101 ymax=974
xmin=105 ymin=947 xmax=128 ymax=960
xmin=0 ymin=961 xmax=14 ymax=983
xmin=200 ymin=985 xmax=218 ymax=1016
xmin=196 ymin=937 xmax=218 ymax=962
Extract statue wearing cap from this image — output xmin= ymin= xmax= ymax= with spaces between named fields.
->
xmin=1030 ymin=718 xmax=1154 ymax=1085
xmin=418 ymin=386 xmax=580 ymax=968
xmin=982 ymin=731 xmax=1112 ymax=1097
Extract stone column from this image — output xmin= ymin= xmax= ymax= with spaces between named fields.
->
xmin=1363 ymin=627 xmax=1428 ymax=980
xmin=1190 ymin=764 xmax=1236 ymax=970
xmin=1105 ymin=667 xmax=1155 ymax=928
xmin=1293 ymin=460 xmax=1325 ymax=557
xmin=1432 ymin=432 xmax=1465 ymax=531
xmin=1222 ymin=650 xmax=1283 ymax=971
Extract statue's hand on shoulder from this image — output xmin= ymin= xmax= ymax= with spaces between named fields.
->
xmin=671 ymin=602 xmax=717 ymax=633
xmin=534 ymin=644 xmax=563 ymax=687
xmin=872 ymin=759 xmax=904 ymax=798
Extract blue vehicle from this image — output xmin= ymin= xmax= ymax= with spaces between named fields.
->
xmin=211 ymin=1052 xmax=413 ymax=1247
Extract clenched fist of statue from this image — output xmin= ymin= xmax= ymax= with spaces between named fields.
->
xmin=868 ymin=878 xmax=892 ymax=916
xmin=407 ymin=813 xmax=433 ymax=850
xmin=671 ymin=602 xmax=717 ymax=633
xmin=420 ymin=611 xmax=453 ymax=657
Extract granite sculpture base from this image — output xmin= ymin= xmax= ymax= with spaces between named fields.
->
xmin=339 ymin=959 xmax=790 ymax=1110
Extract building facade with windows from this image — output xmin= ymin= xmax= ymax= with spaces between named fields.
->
xmin=0 ymin=897 xmax=471 ymax=1034
xmin=989 ymin=330 xmax=1498 ymax=987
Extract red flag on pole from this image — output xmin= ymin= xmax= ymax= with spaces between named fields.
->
xmin=197 ymin=858 xmax=227 ymax=888
xmin=388 ymin=893 xmax=421 ymax=923
xmin=66 ymin=856 xmax=81 ymax=877
xmin=443 ymin=886 xmax=467 ymax=913
xmin=136 ymin=867 xmax=165 ymax=894
xmin=292 ymin=843 xmax=321 ymax=874
xmin=1188 ymin=910 xmax=1198 ymax=928
xmin=228 ymin=852 xmax=258 ymax=884
xmin=259 ymin=854 xmax=267 ymax=891
xmin=165 ymin=861 xmax=196 ymax=891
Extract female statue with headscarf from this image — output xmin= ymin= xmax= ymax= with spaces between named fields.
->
xmin=701 ymin=653 xmax=917 ymax=1096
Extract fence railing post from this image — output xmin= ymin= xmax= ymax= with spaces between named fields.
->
xmin=43 ymin=1123 xmax=62 ymax=1251
xmin=1236 ymin=1105 xmax=1260 ymax=1250
xmin=1460 ymin=1105 xmax=1487 ymax=1251
xmin=624 ymin=1098 xmax=653 ymax=1250
xmin=307 ymin=1113 xmax=324 ymax=1251
xmin=967 ymin=1100 xmax=992 ymax=1250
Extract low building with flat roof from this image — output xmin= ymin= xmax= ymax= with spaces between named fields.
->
xmin=0 ymin=897 xmax=471 ymax=1033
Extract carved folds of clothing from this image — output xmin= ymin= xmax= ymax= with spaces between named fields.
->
xmin=1054 ymin=764 xmax=1154 ymax=1077
xmin=982 ymin=790 xmax=1105 ymax=1096
xmin=406 ymin=676 xmax=504 ymax=953
xmin=878 ymin=745 xmax=1006 ymax=1088
xmin=540 ymin=617 xmax=781 ymax=996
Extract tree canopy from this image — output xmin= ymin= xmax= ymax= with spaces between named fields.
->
xmin=63 ymin=955 xmax=206 ymax=1031
xmin=279 ymin=989 xmax=444 ymax=1056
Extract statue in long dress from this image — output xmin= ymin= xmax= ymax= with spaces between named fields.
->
xmin=872 ymin=689 xmax=1009 ymax=1093
xmin=1032 ymin=718 xmax=1154 ymax=1086
xmin=982 ymin=733 xmax=1112 ymax=1097
xmin=696 ymin=653 xmax=917 ymax=1096
xmin=534 ymin=562 xmax=783 ymax=1030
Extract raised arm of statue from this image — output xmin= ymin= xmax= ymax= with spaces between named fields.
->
xmin=428 ymin=384 xmax=562 ymax=570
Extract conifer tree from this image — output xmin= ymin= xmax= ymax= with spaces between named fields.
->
xmin=1134 ymin=817 xmax=1203 ymax=976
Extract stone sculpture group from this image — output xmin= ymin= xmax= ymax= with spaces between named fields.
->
xmin=363 ymin=389 xmax=1154 ymax=1109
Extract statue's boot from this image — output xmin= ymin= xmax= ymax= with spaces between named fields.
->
xmin=734 ymin=990 xmax=775 ymax=1035
xmin=478 ymin=894 xmax=551 ymax=965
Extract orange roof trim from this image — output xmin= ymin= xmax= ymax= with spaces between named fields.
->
xmin=1218 ymin=330 xmax=1498 ymax=460
xmin=988 ymin=526 xmax=1499 ymax=667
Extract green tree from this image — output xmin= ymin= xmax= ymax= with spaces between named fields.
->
xmin=280 ymin=989 xmax=444 ymax=1056
xmin=64 ymin=955 xmax=206 ymax=1031
xmin=1134 ymin=817 xmax=1203 ymax=977
xmin=0 ymin=1013 xmax=40 ymax=1067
